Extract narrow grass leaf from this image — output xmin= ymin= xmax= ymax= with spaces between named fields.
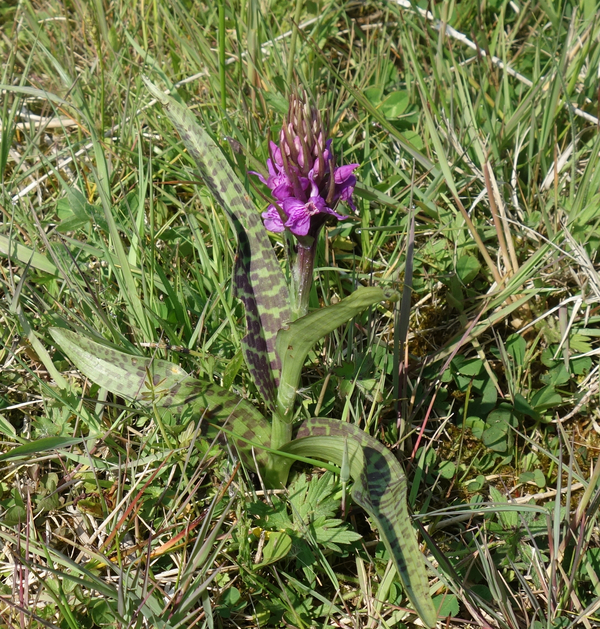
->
xmin=0 ymin=436 xmax=84 ymax=462
xmin=0 ymin=235 xmax=58 ymax=275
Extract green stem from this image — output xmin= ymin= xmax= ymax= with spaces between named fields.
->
xmin=268 ymin=411 xmax=294 ymax=487
xmin=272 ymin=230 xmax=320 ymax=449
xmin=270 ymin=240 xmax=316 ymax=449
xmin=270 ymin=410 xmax=293 ymax=452
xmin=289 ymin=236 xmax=317 ymax=320
xmin=271 ymin=246 xmax=309 ymax=447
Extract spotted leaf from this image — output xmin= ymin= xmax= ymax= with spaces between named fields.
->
xmin=144 ymin=79 xmax=290 ymax=409
xmin=50 ymin=328 xmax=273 ymax=471
xmin=282 ymin=418 xmax=437 ymax=628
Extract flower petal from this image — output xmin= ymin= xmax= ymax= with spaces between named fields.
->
xmin=271 ymin=181 xmax=294 ymax=201
xmin=281 ymin=197 xmax=306 ymax=216
xmin=262 ymin=205 xmax=286 ymax=233
xmin=285 ymin=211 xmax=311 ymax=236
xmin=248 ymin=170 xmax=268 ymax=187
xmin=334 ymin=163 xmax=359 ymax=183
xmin=322 ymin=205 xmax=347 ymax=221
xmin=270 ymin=141 xmax=284 ymax=168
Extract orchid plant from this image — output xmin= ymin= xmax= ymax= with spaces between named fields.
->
xmin=49 ymin=82 xmax=438 ymax=628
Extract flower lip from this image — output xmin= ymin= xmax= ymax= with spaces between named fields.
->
xmin=280 ymin=175 xmax=346 ymax=237
xmin=261 ymin=204 xmax=286 ymax=233
xmin=331 ymin=163 xmax=359 ymax=209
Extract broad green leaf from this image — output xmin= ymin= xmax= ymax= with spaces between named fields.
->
xmin=465 ymin=416 xmax=486 ymax=440
xmin=453 ymin=356 xmax=483 ymax=377
xmin=432 ymin=593 xmax=460 ymax=618
xmin=466 ymin=475 xmax=485 ymax=492
xmin=530 ymin=385 xmax=563 ymax=413
xmin=0 ymin=436 xmax=84 ymax=462
xmin=482 ymin=404 xmax=517 ymax=452
xmin=513 ymin=392 xmax=537 ymax=418
xmin=276 ymin=287 xmax=399 ymax=415
xmin=254 ymin=531 xmax=293 ymax=567
xmin=456 ymin=254 xmax=481 ymax=284
xmin=144 ymin=79 xmax=290 ymax=409
xmin=540 ymin=363 xmax=570 ymax=387
xmin=437 ymin=461 xmax=456 ymax=479
xmin=312 ymin=517 xmax=362 ymax=550
xmin=380 ymin=91 xmax=409 ymax=119
xmin=282 ymin=418 xmax=437 ymax=628
xmin=518 ymin=471 xmax=536 ymax=484
xmin=0 ymin=235 xmax=58 ymax=276
xmin=89 ymin=600 xmax=117 ymax=627
xmin=49 ymin=328 xmax=273 ymax=471
xmin=534 ymin=468 xmax=546 ymax=488
xmin=364 ymin=86 xmax=383 ymax=105
xmin=4 ymin=505 xmax=27 ymax=526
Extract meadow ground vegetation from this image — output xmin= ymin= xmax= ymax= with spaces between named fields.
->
xmin=1 ymin=1 xmax=600 ymax=627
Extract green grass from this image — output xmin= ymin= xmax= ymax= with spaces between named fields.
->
xmin=1 ymin=0 xmax=600 ymax=626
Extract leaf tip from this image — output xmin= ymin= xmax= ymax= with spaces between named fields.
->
xmin=142 ymin=76 xmax=168 ymax=105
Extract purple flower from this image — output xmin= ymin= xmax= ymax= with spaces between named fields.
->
xmin=261 ymin=205 xmax=286 ymax=233
xmin=250 ymin=142 xmax=309 ymax=203
xmin=332 ymin=163 xmax=359 ymax=211
xmin=282 ymin=176 xmax=345 ymax=237
xmin=251 ymin=91 xmax=359 ymax=237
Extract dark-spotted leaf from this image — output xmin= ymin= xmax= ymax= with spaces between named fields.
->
xmin=282 ymin=418 xmax=437 ymax=628
xmin=144 ymin=79 xmax=290 ymax=409
xmin=50 ymin=328 xmax=274 ymax=473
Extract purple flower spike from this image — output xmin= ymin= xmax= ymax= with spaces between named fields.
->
xmin=250 ymin=91 xmax=359 ymax=237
